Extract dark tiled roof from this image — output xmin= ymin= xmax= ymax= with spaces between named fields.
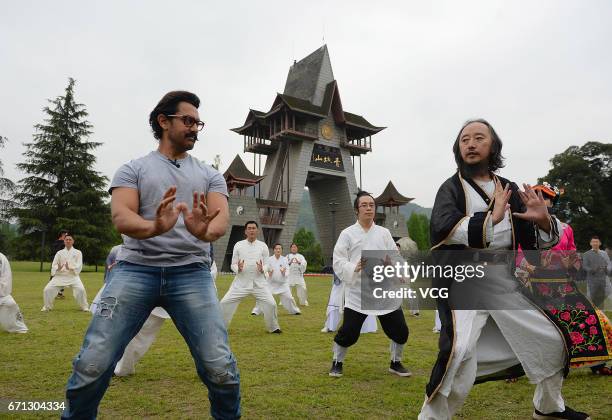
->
xmin=277 ymin=94 xmax=326 ymax=117
xmin=224 ymin=155 xmax=264 ymax=183
xmin=375 ymin=181 xmax=413 ymax=206
xmin=344 ymin=112 xmax=385 ymax=132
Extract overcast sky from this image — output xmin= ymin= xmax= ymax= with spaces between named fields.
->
xmin=1 ymin=0 xmax=610 ymax=208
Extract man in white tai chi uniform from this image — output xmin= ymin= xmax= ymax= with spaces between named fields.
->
xmin=251 ymin=243 xmax=301 ymax=316
xmin=329 ymin=191 xmax=411 ymax=378
xmin=42 ymin=234 xmax=88 ymax=312
xmin=219 ymin=220 xmax=281 ymax=333
xmin=286 ymin=243 xmax=309 ymax=306
xmin=0 ymin=252 xmax=28 ymax=333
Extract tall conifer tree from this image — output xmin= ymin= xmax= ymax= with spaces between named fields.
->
xmin=13 ymin=78 xmax=115 ymax=264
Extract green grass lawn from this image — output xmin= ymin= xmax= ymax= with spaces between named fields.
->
xmin=1 ymin=261 xmax=611 ymax=419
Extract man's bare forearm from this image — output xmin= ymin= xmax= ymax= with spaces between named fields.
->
xmin=112 ymin=210 xmax=158 ymax=239
xmin=196 ymin=214 xmax=228 ymax=241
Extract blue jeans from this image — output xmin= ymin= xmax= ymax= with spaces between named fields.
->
xmin=62 ymin=261 xmax=240 ymax=419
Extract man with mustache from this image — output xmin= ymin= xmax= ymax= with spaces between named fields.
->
xmin=62 ymin=91 xmax=240 ymax=419
xmin=419 ymin=119 xmax=590 ymax=420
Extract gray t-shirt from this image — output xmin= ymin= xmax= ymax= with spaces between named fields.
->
xmin=110 ymin=150 xmax=228 ymax=267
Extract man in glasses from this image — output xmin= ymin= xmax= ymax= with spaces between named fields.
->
xmin=329 ymin=191 xmax=411 ymax=378
xmin=62 ymin=91 xmax=240 ymax=419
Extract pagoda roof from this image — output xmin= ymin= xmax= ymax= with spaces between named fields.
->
xmin=375 ymin=181 xmax=414 ymax=206
xmin=224 ymin=155 xmax=264 ymax=184
xmin=231 ymin=45 xmax=385 ymax=136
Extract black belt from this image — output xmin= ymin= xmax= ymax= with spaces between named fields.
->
xmin=470 ymin=252 xmax=510 ymax=264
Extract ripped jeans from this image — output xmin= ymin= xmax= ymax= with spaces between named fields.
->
xmin=62 ymin=261 xmax=240 ymax=420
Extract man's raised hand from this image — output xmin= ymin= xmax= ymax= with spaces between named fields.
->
xmin=492 ymin=182 xmax=511 ymax=225
xmin=182 ymin=192 xmax=221 ymax=241
xmin=512 ymin=184 xmax=551 ymax=230
xmin=153 ymin=186 xmax=184 ymax=235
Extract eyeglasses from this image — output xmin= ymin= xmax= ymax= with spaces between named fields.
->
xmin=166 ymin=114 xmax=206 ymax=131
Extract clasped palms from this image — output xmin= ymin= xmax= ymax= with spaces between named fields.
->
xmin=153 ymin=187 xmax=220 ymax=241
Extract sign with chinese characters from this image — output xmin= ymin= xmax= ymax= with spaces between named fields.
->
xmin=310 ymin=144 xmax=344 ymax=171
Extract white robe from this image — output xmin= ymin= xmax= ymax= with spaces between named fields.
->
xmin=0 ymin=252 xmax=28 ymax=333
xmin=252 ymin=255 xmax=300 ymax=315
xmin=49 ymin=247 xmax=84 ymax=286
xmin=219 ymin=239 xmax=280 ymax=332
xmin=333 ymin=222 xmax=402 ymax=316
xmin=324 ymin=279 xmax=377 ymax=333
xmin=43 ymin=247 xmax=88 ymax=311
xmin=266 ymin=255 xmax=290 ymax=294
xmin=286 ymin=253 xmax=307 ymax=286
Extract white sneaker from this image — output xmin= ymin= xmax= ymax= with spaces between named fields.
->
xmin=321 ymin=327 xmax=330 ymax=333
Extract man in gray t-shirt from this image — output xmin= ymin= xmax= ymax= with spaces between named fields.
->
xmin=62 ymin=91 xmax=240 ymax=420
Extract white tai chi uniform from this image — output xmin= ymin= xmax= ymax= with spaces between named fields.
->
xmin=286 ymin=252 xmax=308 ymax=306
xmin=419 ymin=178 xmax=567 ymax=420
xmin=433 ymin=310 xmax=441 ymax=333
xmin=332 ymin=222 xmax=407 ymax=364
xmin=219 ymin=239 xmax=280 ymax=332
xmin=114 ymin=263 xmax=218 ymax=376
xmin=0 ymin=252 xmax=28 ymax=333
xmin=323 ymin=276 xmax=377 ymax=333
xmin=42 ymin=247 xmax=88 ymax=311
xmin=252 ymin=255 xmax=301 ymax=315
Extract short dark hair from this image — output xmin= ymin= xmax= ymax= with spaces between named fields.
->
xmin=353 ymin=190 xmax=375 ymax=211
xmin=273 ymin=243 xmax=282 ymax=249
xmin=452 ymin=118 xmax=505 ymax=174
xmin=290 ymin=243 xmax=298 ymax=248
xmin=591 ymin=235 xmax=600 ymax=240
xmin=244 ymin=220 xmax=258 ymax=229
xmin=149 ymin=91 xmax=200 ymax=140
xmin=58 ymin=229 xmax=69 ymax=238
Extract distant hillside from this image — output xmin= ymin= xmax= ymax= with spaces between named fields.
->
xmin=400 ymin=202 xmax=432 ymax=219
xmin=296 ymin=190 xmax=319 ymax=238
xmin=295 ymin=189 xmax=431 ymax=240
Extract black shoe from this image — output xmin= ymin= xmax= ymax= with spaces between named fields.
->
xmin=271 ymin=329 xmax=282 ymax=334
xmin=294 ymin=312 xmax=301 ymax=315
xmin=329 ymin=361 xmax=343 ymax=377
xmin=533 ymin=406 xmax=591 ymax=420
xmin=389 ymin=361 xmax=412 ymax=377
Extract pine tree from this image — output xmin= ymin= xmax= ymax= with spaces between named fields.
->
xmin=0 ymin=135 xmax=16 ymax=223
xmin=13 ymin=78 xmax=115 ymax=265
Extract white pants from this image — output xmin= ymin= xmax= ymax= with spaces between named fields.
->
xmin=325 ymin=309 xmax=377 ymax=333
xmin=433 ymin=310 xmax=442 ymax=332
xmin=252 ymin=288 xmax=301 ymax=315
xmin=404 ymin=288 xmax=420 ymax=315
xmin=42 ymin=277 xmax=88 ymax=311
xmin=0 ymin=295 xmax=28 ymax=333
xmin=419 ymin=310 xmax=565 ymax=419
xmin=220 ymin=285 xmax=280 ymax=332
xmin=289 ymin=278 xmax=308 ymax=305
xmin=114 ymin=313 xmax=166 ymax=376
